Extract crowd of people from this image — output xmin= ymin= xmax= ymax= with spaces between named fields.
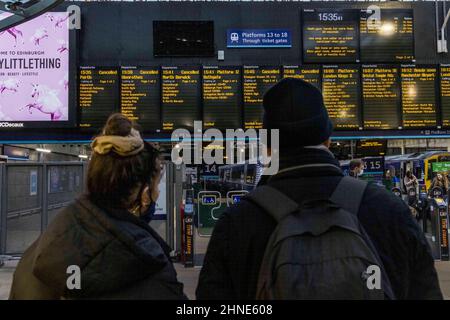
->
xmin=8 ymin=78 xmax=443 ymax=300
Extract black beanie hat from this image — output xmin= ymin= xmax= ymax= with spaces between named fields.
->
xmin=263 ymin=78 xmax=333 ymax=148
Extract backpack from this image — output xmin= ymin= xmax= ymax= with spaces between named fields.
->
xmin=247 ymin=176 xmax=395 ymax=300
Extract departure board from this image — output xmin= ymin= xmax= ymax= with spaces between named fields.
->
xmin=79 ymin=67 xmax=119 ymax=130
xmin=360 ymin=9 xmax=414 ymax=62
xmin=120 ymin=67 xmax=160 ymax=131
xmin=282 ymin=65 xmax=321 ymax=90
xmin=161 ymin=66 xmax=201 ymax=131
xmin=203 ymin=66 xmax=242 ymax=129
xmin=302 ymin=9 xmax=359 ymax=63
xmin=441 ymin=65 xmax=450 ymax=128
xmin=401 ymin=65 xmax=438 ymax=128
xmin=243 ymin=66 xmax=281 ymax=129
xmin=322 ymin=65 xmax=361 ymax=130
xmin=362 ymin=65 xmax=401 ymax=130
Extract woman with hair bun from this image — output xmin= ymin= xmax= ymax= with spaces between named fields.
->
xmin=9 ymin=114 xmax=187 ymax=300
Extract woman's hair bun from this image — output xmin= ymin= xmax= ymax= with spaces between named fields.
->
xmin=103 ymin=113 xmax=132 ymax=137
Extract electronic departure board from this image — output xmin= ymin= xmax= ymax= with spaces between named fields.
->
xmin=120 ymin=67 xmax=161 ymax=131
xmin=161 ymin=66 xmax=201 ymax=131
xmin=79 ymin=67 xmax=120 ymax=130
xmin=360 ymin=9 xmax=414 ymax=62
xmin=203 ymin=66 xmax=242 ymax=130
xmin=441 ymin=65 xmax=450 ymax=128
xmin=283 ymin=65 xmax=321 ymax=90
xmin=401 ymin=65 xmax=438 ymax=128
xmin=322 ymin=65 xmax=361 ymax=130
xmin=362 ymin=65 xmax=401 ymax=130
xmin=243 ymin=66 xmax=281 ymax=129
xmin=303 ymin=9 xmax=359 ymax=63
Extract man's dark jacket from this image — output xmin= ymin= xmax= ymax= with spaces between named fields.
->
xmin=196 ymin=147 xmax=443 ymax=300
xmin=9 ymin=196 xmax=187 ymax=300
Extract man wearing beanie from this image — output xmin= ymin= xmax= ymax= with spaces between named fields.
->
xmin=196 ymin=78 xmax=442 ymax=300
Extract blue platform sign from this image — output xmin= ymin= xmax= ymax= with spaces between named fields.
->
xmin=227 ymin=29 xmax=292 ymax=48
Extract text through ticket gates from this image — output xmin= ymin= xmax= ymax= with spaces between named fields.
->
xmin=429 ymin=188 xmax=450 ymax=261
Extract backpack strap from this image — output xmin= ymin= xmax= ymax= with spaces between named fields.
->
xmin=330 ymin=176 xmax=368 ymax=214
xmin=331 ymin=176 xmax=397 ymax=300
xmin=245 ymin=185 xmax=299 ymax=222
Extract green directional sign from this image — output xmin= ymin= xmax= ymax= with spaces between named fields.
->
xmin=432 ymin=162 xmax=450 ymax=173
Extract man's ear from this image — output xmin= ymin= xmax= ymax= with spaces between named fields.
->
xmin=322 ymin=139 xmax=332 ymax=148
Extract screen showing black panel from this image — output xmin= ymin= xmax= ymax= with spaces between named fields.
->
xmin=322 ymin=65 xmax=361 ymax=130
xmin=243 ymin=66 xmax=281 ymax=130
xmin=360 ymin=9 xmax=414 ymax=62
xmin=79 ymin=67 xmax=119 ymax=130
xmin=153 ymin=21 xmax=214 ymax=57
xmin=302 ymin=9 xmax=359 ymax=63
xmin=401 ymin=65 xmax=438 ymax=129
xmin=362 ymin=65 xmax=401 ymax=130
xmin=282 ymin=65 xmax=321 ymax=90
xmin=356 ymin=140 xmax=387 ymax=157
xmin=120 ymin=67 xmax=160 ymax=131
xmin=440 ymin=65 xmax=450 ymax=128
xmin=161 ymin=66 xmax=201 ymax=131
xmin=203 ymin=66 xmax=242 ymax=130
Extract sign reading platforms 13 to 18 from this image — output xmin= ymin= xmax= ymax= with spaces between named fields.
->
xmin=227 ymin=29 xmax=292 ymax=48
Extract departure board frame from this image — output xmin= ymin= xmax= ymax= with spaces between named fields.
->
xmin=120 ymin=66 xmax=161 ymax=132
xmin=302 ymin=8 xmax=360 ymax=64
xmin=361 ymin=64 xmax=402 ymax=130
xmin=400 ymin=64 xmax=440 ymax=130
xmin=243 ymin=65 xmax=281 ymax=130
xmin=78 ymin=66 xmax=120 ymax=132
xmin=360 ymin=8 xmax=415 ymax=63
xmin=202 ymin=65 xmax=242 ymax=130
xmin=161 ymin=66 xmax=202 ymax=132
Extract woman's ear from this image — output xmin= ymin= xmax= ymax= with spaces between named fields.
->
xmin=141 ymin=185 xmax=151 ymax=206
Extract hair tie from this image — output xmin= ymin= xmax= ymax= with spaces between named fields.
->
xmin=91 ymin=128 xmax=144 ymax=157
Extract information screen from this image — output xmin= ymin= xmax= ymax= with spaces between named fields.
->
xmin=302 ymin=9 xmax=359 ymax=63
xmin=356 ymin=139 xmax=387 ymax=157
xmin=362 ymin=65 xmax=401 ymax=130
xmin=401 ymin=65 xmax=438 ymax=128
xmin=161 ymin=66 xmax=201 ymax=131
xmin=243 ymin=66 xmax=281 ymax=129
xmin=203 ymin=66 xmax=242 ymax=129
xmin=360 ymin=9 xmax=414 ymax=62
xmin=440 ymin=65 xmax=450 ymax=128
xmin=282 ymin=65 xmax=321 ymax=90
xmin=322 ymin=65 xmax=361 ymax=130
xmin=120 ymin=66 xmax=160 ymax=131
xmin=79 ymin=67 xmax=119 ymax=130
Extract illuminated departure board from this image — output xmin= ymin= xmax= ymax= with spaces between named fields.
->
xmin=441 ymin=65 xmax=450 ymax=128
xmin=79 ymin=67 xmax=119 ymax=130
xmin=360 ymin=9 xmax=414 ymax=62
xmin=282 ymin=65 xmax=321 ymax=90
xmin=401 ymin=65 xmax=438 ymax=128
xmin=303 ymin=9 xmax=359 ymax=63
xmin=161 ymin=66 xmax=201 ymax=131
xmin=322 ymin=65 xmax=361 ymax=130
xmin=203 ymin=66 xmax=242 ymax=130
xmin=120 ymin=67 xmax=160 ymax=131
xmin=243 ymin=66 xmax=281 ymax=129
xmin=362 ymin=65 xmax=401 ymax=130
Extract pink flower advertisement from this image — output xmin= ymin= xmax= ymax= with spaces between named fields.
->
xmin=0 ymin=12 xmax=69 ymax=122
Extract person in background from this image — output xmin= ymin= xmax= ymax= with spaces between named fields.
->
xmin=9 ymin=114 xmax=187 ymax=300
xmin=430 ymin=173 xmax=448 ymax=195
xmin=384 ymin=169 xmax=394 ymax=190
xmin=404 ymin=170 xmax=419 ymax=194
xmin=349 ymin=159 xmax=364 ymax=178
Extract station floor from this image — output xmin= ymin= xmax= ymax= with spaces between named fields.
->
xmin=1 ymin=261 xmax=450 ymax=300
